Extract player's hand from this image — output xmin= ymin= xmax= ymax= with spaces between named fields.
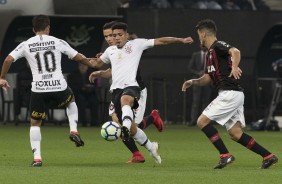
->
xmin=183 ymin=37 xmax=193 ymax=44
xmin=111 ymin=113 xmax=120 ymax=125
xmin=89 ymin=71 xmax=101 ymax=83
xmin=229 ymin=66 xmax=242 ymax=79
xmin=0 ymin=78 xmax=10 ymax=94
xmin=95 ymin=53 xmax=103 ymax=58
xmin=182 ymin=80 xmax=193 ymax=92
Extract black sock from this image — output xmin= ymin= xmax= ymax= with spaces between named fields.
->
xmin=237 ymin=133 xmax=271 ymax=157
xmin=201 ymin=124 xmax=229 ymax=155
xmin=138 ymin=115 xmax=154 ymax=130
xmin=122 ymin=137 xmax=139 ymax=154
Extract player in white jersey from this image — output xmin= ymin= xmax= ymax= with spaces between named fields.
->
xmin=0 ymin=15 xmax=95 ymax=167
xmin=89 ymin=22 xmax=164 ymax=163
xmin=90 ymin=22 xmax=193 ymax=164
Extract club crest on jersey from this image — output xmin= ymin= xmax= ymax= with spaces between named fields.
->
xmin=207 ymin=65 xmax=216 ymax=73
xmin=124 ymin=45 xmax=132 ymax=54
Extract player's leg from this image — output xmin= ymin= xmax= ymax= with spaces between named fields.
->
xmin=130 ymin=122 xmax=161 ymax=164
xmin=30 ymin=118 xmax=43 ymax=167
xmin=56 ymin=87 xmax=84 ymax=147
xmin=198 ymin=91 xmax=242 ymax=169
xmin=227 ymin=119 xmax=278 ymax=169
xmin=118 ymin=87 xmax=161 ymax=164
xmin=119 ymin=87 xmax=141 ymax=139
xmin=121 ymin=95 xmax=145 ymax=163
xmin=110 ymin=102 xmax=145 ymax=163
xmin=136 ymin=88 xmax=164 ymax=131
xmin=197 ymin=114 xmax=233 ymax=169
xmin=29 ymin=92 xmax=46 ymax=167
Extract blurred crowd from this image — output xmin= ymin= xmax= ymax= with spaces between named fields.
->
xmin=119 ymin=0 xmax=270 ymax=10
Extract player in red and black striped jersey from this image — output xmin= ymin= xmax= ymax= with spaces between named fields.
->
xmin=205 ymin=40 xmax=244 ymax=92
xmin=182 ymin=19 xmax=277 ymax=169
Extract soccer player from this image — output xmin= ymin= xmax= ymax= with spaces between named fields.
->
xmin=90 ymin=22 xmax=165 ymax=163
xmin=90 ymin=22 xmax=193 ymax=164
xmin=0 ymin=15 xmax=95 ymax=167
xmin=182 ymin=19 xmax=278 ymax=169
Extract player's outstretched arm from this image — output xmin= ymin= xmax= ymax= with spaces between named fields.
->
xmin=1 ymin=55 xmax=13 ymax=79
xmin=89 ymin=68 xmax=112 ymax=83
xmin=0 ymin=55 xmax=13 ymax=93
xmin=182 ymin=74 xmax=211 ymax=92
xmin=154 ymin=37 xmax=193 ymax=46
xmin=72 ymin=53 xmax=96 ymax=68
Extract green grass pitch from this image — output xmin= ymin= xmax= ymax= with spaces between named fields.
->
xmin=0 ymin=123 xmax=281 ymax=184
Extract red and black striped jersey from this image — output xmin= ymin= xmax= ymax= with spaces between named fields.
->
xmin=205 ymin=40 xmax=243 ymax=91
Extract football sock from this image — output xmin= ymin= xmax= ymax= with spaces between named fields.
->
xmin=201 ymin=124 xmax=229 ymax=154
xmin=122 ymin=137 xmax=139 ymax=154
xmin=237 ymin=133 xmax=271 ymax=157
xmin=138 ymin=115 xmax=154 ymax=130
xmin=122 ymin=105 xmax=133 ymax=130
xmin=133 ymin=127 xmax=153 ymax=150
xmin=30 ymin=126 xmax=42 ymax=160
xmin=66 ymin=102 xmax=78 ymax=133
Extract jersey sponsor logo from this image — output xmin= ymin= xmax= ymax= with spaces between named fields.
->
xmin=66 ymin=25 xmax=94 ymax=47
xmin=35 ymin=80 xmax=61 ymax=87
xmin=217 ymin=41 xmax=230 ymax=48
xmin=30 ymin=46 xmax=55 ymax=52
xmin=207 ymin=65 xmax=216 ymax=73
xmin=28 ymin=41 xmax=55 ymax=48
xmin=28 ymin=41 xmax=56 ymax=52
xmin=31 ymin=111 xmax=46 ymax=119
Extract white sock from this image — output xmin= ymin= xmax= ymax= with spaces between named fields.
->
xmin=30 ymin=126 xmax=42 ymax=161
xmin=122 ymin=105 xmax=133 ymax=130
xmin=66 ymin=102 xmax=78 ymax=133
xmin=133 ymin=128 xmax=153 ymax=151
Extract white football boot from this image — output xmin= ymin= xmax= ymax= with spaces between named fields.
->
xmin=149 ymin=142 xmax=161 ymax=164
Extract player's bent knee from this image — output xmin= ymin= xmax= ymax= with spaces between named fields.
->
xmin=197 ymin=115 xmax=210 ymax=129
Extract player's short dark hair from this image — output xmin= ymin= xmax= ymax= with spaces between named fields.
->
xmin=111 ymin=22 xmax=128 ymax=31
xmin=32 ymin=15 xmax=50 ymax=32
xmin=195 ymin=19 xmax=217 ymax=36
xmin=103 ymin=21 xmax=117 ymax=30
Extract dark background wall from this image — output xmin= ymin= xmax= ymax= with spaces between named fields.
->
xmin=118 ymin=9 xmax=282 ymax=123
xmin=1 ymin=8 xmax=282 ymax=123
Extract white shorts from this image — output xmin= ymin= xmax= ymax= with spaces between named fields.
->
xmin=203 ymin=90 xmax=245 ymax=130
xmin=108 ymin=88 xmax=147 ymax=125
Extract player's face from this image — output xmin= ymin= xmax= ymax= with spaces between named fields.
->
xmin=197 ymin=29 xmax=206 ymax=48
xmin=112 ymin=29 xmax=128 ymax=48
xmin=103 ymin=28 xmax=115 ymax=46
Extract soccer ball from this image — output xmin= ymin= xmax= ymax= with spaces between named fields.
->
xmin=100 ymin=121 xmax=121 ymax=141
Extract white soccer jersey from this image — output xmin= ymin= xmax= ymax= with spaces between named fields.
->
xmin=9 ymin=35 xmax=78 ymax=92
xmin=100 ymin=38 xmax=154 ymax=91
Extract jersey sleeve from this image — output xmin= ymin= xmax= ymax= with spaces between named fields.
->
xmin=9 ymin=42 xmax=26 ymax=62
xmin=135 ymin=38 xmax=154 ymax=50
xmin=216 ymin=41 xmax=232 ymax=56
xmin=100 ymin=48 xmax=110 ymax=64
xmin=57 ymin=39 xmax=78 ymax=59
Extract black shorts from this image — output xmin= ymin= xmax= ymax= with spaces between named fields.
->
xmin=29 ymin=87 xmax=74 ymax=120
xmin=111 ymin=86 xmax=140 ymax=122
